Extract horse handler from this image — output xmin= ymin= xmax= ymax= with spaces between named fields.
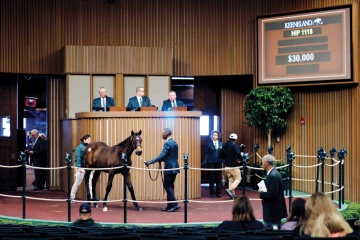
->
xmin=145 ymin=128 xmax=181 ymax=212
xmin=70 ymin=134 xmax=92 ymax=202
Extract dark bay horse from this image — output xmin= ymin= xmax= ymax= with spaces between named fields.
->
xmin=83 ymin=130 xmax=143 ymax=211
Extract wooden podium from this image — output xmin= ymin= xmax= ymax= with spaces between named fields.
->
xmin=63 ymin=111 xmax=202 ymax=201
xmin=110 ymin=106 xmax=126 ymax=111
xmin=171 ymin=106 xmax=187 ymax=111
xmin=140 ymin=106 xmax=157 ymax=111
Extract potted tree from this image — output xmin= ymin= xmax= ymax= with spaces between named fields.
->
xmin=244 ymin=86 xmax=293 ymax=187
xmin=243 ymin=86 xmax=294 ymax=147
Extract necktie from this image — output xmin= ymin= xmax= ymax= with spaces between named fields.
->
xmin=140 ymin=98 xmax=142 ymax=107
xmin=215 ymin=142 xmax=217 ymax=149
xmin=174 ymin=101 xmax=177 ymax=107
xmin=103 ymin=99 xmax=106 ymax=111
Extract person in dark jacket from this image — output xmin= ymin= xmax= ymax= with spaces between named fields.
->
xmin=127 ymin=86 xmax=152 ymax=110
xmin=259 ymin=154 xmax=288 ymax=229
xmin=27 ymin=129 xmax=47 ymax=191
xmin=161 ymin=91 xmax=184 ymax=111
xmin=92 ymin=86 xmax=115 ymax=111
xmin=69 ymin=203 xmax=101 ymax=227
xmin=203 ymin=130 xmax=223 ymax=198
xmin=219 ymin=133 xmax=242 ymax=199
xmin=70 ymin=134 xmax=92 ymax=201
xmin=145 ymin=128 xmax=180 ymax=212
xmin=216 ymin=195 xmax=265 ymax=233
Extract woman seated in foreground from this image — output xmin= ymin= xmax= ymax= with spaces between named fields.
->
xmin=280 ymin=198 xmax=306 ymax=230
xmin=293 ymin=192 xmax=353 ymax=237
xmin=216 ymin=195 xmax=265 ymax=234
xmin=311 ymin=212 xmax=353 ymax=237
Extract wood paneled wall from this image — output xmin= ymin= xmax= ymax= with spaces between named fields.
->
xmin=64 ymin=46 xmax=173 ymax=74
xmin=48 ymin=77 xmax=66 ymax=189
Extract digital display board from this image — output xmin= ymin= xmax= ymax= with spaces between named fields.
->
xmin=257 ymin=6 xmax=352 ymax=84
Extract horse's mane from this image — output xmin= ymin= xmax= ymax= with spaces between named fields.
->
xmin=116 ymin=132 xmax=141 ymax=148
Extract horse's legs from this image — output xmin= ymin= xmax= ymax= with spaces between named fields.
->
xmin=91 ymin=170 xmax=101 ymax=208
xmin=125 ymin=170 xmax=142 ymax=211
xmin=84 ymin=170 xmax=91 ymax=202
xmin=103 ymin=170 xmax=115 ymax=210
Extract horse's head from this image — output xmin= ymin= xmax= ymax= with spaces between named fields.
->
xmin=130 ymin=130 xmax=142 ymax=156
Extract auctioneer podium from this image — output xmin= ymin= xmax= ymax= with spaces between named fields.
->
xmin=61 ymin=111 xmax=202 ymax=201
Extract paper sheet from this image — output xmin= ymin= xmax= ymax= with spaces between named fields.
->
xmin=257 ymin=180 xmax=267 ymax=192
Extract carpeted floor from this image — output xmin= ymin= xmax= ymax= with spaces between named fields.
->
xmin=0 ymin=170 xmax=295 ymax=225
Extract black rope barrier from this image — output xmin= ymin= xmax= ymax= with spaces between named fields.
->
xmin=3 ymin=146 xmax=349 ymax=224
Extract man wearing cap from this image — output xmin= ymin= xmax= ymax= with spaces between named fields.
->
xmin=259 ymin=154 xmax=287 ymax=229
xmin=69 ymin=203 xmax=101 ymax=227
xmin=220 ymin=133 xmax=242 ymax=199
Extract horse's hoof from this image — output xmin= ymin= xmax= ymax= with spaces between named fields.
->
xmin=138 ymin=207 xmax=143 ymax=211
xmin=103 ymin=207 xmax=108 ymax=212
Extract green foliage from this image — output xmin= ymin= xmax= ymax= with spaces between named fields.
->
xmin=243 ymin=86 xmax=294 ymax=132
xmin=341 ymin=201 xmax=360 ymax=219
xmin=253 ymin=161 xmax=288 ymax=180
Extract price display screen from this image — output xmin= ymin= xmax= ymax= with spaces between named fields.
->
xmin=257 ymin=7 xmax=352 ymax=84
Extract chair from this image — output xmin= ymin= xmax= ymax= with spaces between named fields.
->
xmin=0 ymin=233 xmax=40 ymax=239
xmin=346 ymin=218 xmax=359 ymax=230
xmin=253 ymin=231 xmax=293 ymax=240
xmin=294 ymin=236 xmax=359 ymax=240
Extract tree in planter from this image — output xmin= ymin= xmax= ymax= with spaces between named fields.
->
xmin=243 ymin=86 xmax=294 ymax=147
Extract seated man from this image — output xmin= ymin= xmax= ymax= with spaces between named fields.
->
xmin=161 ymin=91 xmax=184 ymax=111
xmin=92 ymin=86 xmax=115 ymax=111
xmin=69 ymin=203 xmax=101 ymax=227
xmin=127 ymin=86 xmax=152 ymax=110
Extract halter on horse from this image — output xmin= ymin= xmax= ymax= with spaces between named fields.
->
xmin=83 ymin=130 xmax=143 ymax=211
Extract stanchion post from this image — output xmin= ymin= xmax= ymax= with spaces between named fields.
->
xmin=121 ymin=153 xmax=128 ymax=224
xmin=330 ymin=147 xmax=336 ymax=201
xmin=316 ymin=147 xmax=324 ymax=192
xmin=337 ymin=149 xmax=346 ymax=209
xmin=19 ymin=151 xmax=27 ymax=219
xmin=183 ymin=153 xmax=189 ymax=224
xmin=286 ymin=146 xmax=295 ymax=214
xmin=320 ymin=150 xmax=328 ymax=193
xmin=242 ymin=152 xmax=249 ymax=196
xmin=253 ymin=144 xmax=259 ymax=190
xmin=65 ymin=152 xmax=72 ymax=222
xmin=339 ymin=148 xmax=347 ymax=205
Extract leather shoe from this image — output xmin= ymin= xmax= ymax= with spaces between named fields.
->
xmin=211 ymin=194 xmax=215 ymax=198
xmin=160 ymin=207 xmax=169 ymax=211
xmin=216 ymin=194 xmax=222 ymax=198
xmin=166 ymin=205 xmax=180 ymax=212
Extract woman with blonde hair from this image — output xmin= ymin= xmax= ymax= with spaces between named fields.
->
xmin=311 ymin=212 xmax=353 ymax=237
xmin=293 ymin=192 xmax=351 ymax=237
xmin=216 ymin=196 xmax=265 ymax=233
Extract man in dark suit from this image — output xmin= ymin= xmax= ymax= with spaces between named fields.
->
xmin=127 ymin=87 xmax=152 ymax=110
xmin=145 ymin=128 xmax=180 ymax=212
xmin=203 ymin=130 xmax=223 ymax=198
xmin=92 ymin=86 xmax=115 ymax=111
xmin=161 ymin=91 xmax=184 ymax=111
xmin=259 ymin=154 xmax=288 ymax=229
xmin=27 ymin=129 xmax=47 ymax=191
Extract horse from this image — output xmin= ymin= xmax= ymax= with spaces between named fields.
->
xmin=83 ymin=130 xmax=143 ymax=211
